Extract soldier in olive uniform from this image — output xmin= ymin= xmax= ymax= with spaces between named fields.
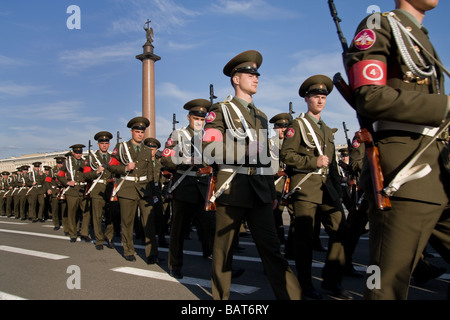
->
xmin=269 ymin=113 xmax=293 ymax=245
xmin=7 ymin=171 xmax=18 ymax=218
xmin=27 ymin=162 xmax=46 ymax=222
xmin=18 ymin=166 xmax=30 ymax=220
xmin=160 ymin=99 xmax=215 ymax=279
xmin=344 ymin=0 xmax=450 ymax=299
xmin=83 ymin=131 xmax=116 ymax=251
xmin=144 ymin=137 xmax=169 ymax=248
xmin=280 ymin=75 xmax=352 ymax=300
xmin=57 ymin=144 xmax=90 ymax=242
xmin=0 ymin=172 xmax=10 ymax=216
xmin=109 ymin=117 xmax=159 ymax=263
xmin=202 ymin=50 xmax=301 ymax=300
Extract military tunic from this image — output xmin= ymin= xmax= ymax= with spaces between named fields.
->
xmin=57 ymin=156 xmax=89 ymax=239
xmin=109 ymin=140 xmax=158 ymax=259
xmin=280 ymin=113 xmax=347 ymax=292
xmin=203 ymin=96 xmax=301 ymax=300
xmin=160 ymin=125 xmax=215 ymax=273
xmin=84 ymin=150 xmax=115 ymax=246
xmin=344 ymin=9 xmax=450 ymax=299
xmin=26 ymin=168 xmax=46 ymax=221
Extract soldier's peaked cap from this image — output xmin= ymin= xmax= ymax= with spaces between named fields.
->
xmin=269 ymin=113 xmax=293 ymax=128
xmin=127 ymin=117 xmax=150 ymax=130
xmin=144 ymin=137 xmax=161 ymax=149
xmin=54 ymin=156 xmax=66 ymax=163
xmin=1 ymin=171 xmax=9 ymax=175
xmin=299 ymin=75 xmax=333 ymax=98
xmin=94 ymin=131 xmax=113 ymax=142
xmin=223 ymin=50 xmax=263 ymax=77
xmin=70 ymin=144 xmax=86 ymax=150
xmin=32 ymin=162 xmax=42 ymax=167
xmin=184 ymin=99 xmax=210 ymax=117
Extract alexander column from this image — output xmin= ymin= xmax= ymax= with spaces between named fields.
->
xmin=136 ymin=19 xmax=161 ymax=138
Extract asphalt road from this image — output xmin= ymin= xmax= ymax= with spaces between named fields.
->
xmin=0 ymin=212 xmax=448 ymax=304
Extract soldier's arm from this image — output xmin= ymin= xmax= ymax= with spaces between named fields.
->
xmin=160 ymin=131 xmax=182 ymax=170
xmin=345 ymin=16 xmax=447 ymax=127
xmin=202 ymin=102 xmax=225 ymax=165
xmin=280 ymin=122 xmax=318 ymax=171
xmin=56 ymin=165 xmax=69 ymax=187
xmin=108 ymin=143 xmax=127 ymax=175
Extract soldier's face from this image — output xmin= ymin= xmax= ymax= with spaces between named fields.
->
xmin=233 ymin=73 xmax=259 ymax=96
xmin=131 ymin=129 xmax=145 ymax=144
xmin=406 ymin=0 xmax=439 ymax=11
xmin=305 ymin=93 xmax=327 ymax=116
xmin=72 ymin=152 xmax=83 ymax=160
xmin=188 ymin=115 xmax=205 ymax=131
xmin=98 ymin=142 xmax=110 ymax=153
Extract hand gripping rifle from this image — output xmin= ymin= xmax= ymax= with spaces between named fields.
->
xmin=328 ymin=0 xmax=391 ymax=210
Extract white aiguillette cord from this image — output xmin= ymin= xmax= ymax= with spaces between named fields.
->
xmin=383 ymin=118 xmax=450 ymax=197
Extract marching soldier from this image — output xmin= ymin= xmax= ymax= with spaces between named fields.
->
xmin=27 ymin=162 xmax=46 ymax=223
xmin=269 ymin=112 xmax=293 ymax=245
xmin=160 ymin=99 xmax=215 ymax=279
xmin=344 ymin=0 xmax=450 ymax=299
xmin=17 ymin=166 xmax=30 ymax=220
xmin=8 ymin=171 xmax=18 ymax=218
xmin=202 ymin=50 xmax=302 ymax=300
xmin=144 ymin=137 xmax=169 ymax=248
xmin=83 ymin=131 xmax=116 ymax=250
xmin=57 ymin=144 xmax=90 ymax=242
xmin=280 ymin=75 xmax=352 ymax=300
xmin=109 ymin=117 xmax=159 ymax=263
xmin=0 ymin=171 xmax=9 ymax=216
xmin=43 ymin=165 xmax=60 ymax=230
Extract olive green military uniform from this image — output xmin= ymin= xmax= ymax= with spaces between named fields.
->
xmin=84 ymin=131 xmax=116 ymax=249
xmin=269 ymin=113 xmax=294 ymax=245
xmin=280 ymin=75 xmax=349 ymax=299
xmin=27 ymin=162 xmax=46 ymax=222
xmin=144 ymin=137 xmax=169 ymax=247
xmin=160 ymin=99 xmax=215 ymax=278
xmin=203 ymin=50 xmax=301 ymax=300
xmin=109 ymin=117 xmax=158 ymax=262
xmin=57 ymin=145 xmax=90 ymax=241
xmin=0 ymin=172 xmax=10 ymax=216
xmin=7 ymin=172 xmax=18 ymax=218
xmin=345 ymin=9 xmax=450 ymax=299
xmin=17 ymin=167 xmax=30 ymax=220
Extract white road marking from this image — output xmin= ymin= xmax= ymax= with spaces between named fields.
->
xmin=0 ymin=291 xmax=27 ymax=300
xmin=0 ymin=245 xmax=69 ymax=260
xmin=111 ymin=267 xmax=259 ymax=295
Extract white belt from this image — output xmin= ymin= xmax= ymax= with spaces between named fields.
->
xmin=219 ymin=164 xmax=273 ymax=176
xmin=373 ymin=120 xmax=439 ymax=137
xmin=74 ymin=182 xmax=87 ymax=186
xmin=122 ymin=175 xmax=148 ymax=182
xmin=293 ymin=168 xmax=324 ymax=175
xmin=176 ymin=170 xmax=199 ymax=177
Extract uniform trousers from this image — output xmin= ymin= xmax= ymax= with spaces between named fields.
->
xmin=0 ymin=194 xmax=5 ymax=215
xmin=211 ymin=201 xmax=301 ymax=300
xmin=28 ymin=193 xmax=45 ymax=220
xmin=365 ymin=198 xmax=450 ymax=300
xmin=118 ymin=197 xmax=156 ymax=258
xmin=50 ymin=196 xmax=60 ymax=227
xmin=91 ymin=197 xmax=114 ymax=245
xmin=168 ymin=198 xmax=215 ymax=271
xmin=292 ymin=194 xmax=347 ymax=290
xmin=65 ymin=194 xmax=88 ymax=239
xmin=6 ymin=194 xmax=13 ymax=216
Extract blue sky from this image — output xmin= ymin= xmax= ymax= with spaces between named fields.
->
xmin=1 ymin=0 xmax=449 ymax=159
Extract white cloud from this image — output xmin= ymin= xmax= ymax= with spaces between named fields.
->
xmin=58 ymin=42 xmax=139 ymax=74
xmin=210 ymin=0 xmax=299 ymax=20
xmin=0 ymin=82 xmax=52 ymax=97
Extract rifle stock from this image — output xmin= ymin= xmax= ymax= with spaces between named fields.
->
xmin=198 ymin=166 xmax=217 ymax=212
xmin=280 ymin=176 xmax=291 ymax=206
xmin=355 ymin=129 xmax=392 ymax=210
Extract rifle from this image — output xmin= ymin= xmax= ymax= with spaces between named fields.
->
xmin=199 ymin=166 xmax=217 ymax=211
xmin=210 ymin=84 xmax=217 ymax=107
xmin=288 ymin=102 xmax=295 ymax=117
xmin=279 ymin=172 xmax=291 ymax=206
xmin=343 ymin=122 xmax=351 ymax=149
xmin=328 ymin=0 xmax=391 ymax=210
xmin=172 ymin=113 xmax=179 ymax=131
